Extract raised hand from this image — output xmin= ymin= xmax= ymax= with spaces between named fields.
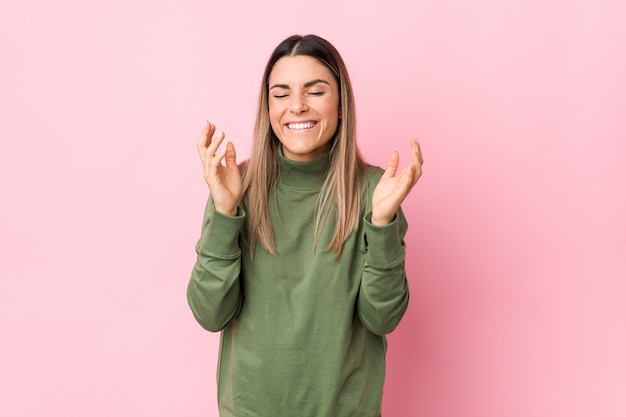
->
xmin=197 ymin=121 xmax=242 ymax=216
xmin=371 ymin=138 xmax=424 ymax=225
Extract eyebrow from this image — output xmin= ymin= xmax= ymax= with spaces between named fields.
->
xmin=269 ymin=79 xmax=331 ymax=90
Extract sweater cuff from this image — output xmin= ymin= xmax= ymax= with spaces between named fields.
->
xmin=363 ymin=212 xmax=406 ymax=267
xmin=198 ymin=205 xmax=246 ymax=258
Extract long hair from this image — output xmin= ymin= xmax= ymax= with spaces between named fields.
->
xmin=241 ymin=34 xmax=366 ymax=259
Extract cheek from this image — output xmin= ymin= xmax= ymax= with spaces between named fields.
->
xmin=268 ymin=103 xmax=281 ymax=124
xmin=323 ymin=102 xmax=340 ymax=127
xmin=268 ymin=106 xmax=283 ymax=137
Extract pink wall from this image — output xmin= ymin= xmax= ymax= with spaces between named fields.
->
xmin=1 ymin=0 xmax=624 ymax=416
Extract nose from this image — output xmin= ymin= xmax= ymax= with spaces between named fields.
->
xmin=289 ymin=94 xmax=308 ymax=113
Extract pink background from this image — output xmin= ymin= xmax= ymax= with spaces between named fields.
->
xmin=1 ymin=0 xmax=625 ymax=416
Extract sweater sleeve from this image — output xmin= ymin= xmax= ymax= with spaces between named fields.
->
xmin=356 ymin=167 xmax=410 ymax=336
xmin=187 ymin=196 xmax=246 ymax=332
xmin=357 ymin=209 xmax=410 ymax=335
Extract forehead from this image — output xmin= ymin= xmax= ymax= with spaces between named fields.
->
xmin=268 ymin=55 xmax=337 ymax=86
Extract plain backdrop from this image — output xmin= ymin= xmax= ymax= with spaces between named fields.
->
xmin=1 ymin=0 xmax=625 ymax=416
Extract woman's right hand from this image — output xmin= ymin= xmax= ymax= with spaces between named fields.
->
xmin=197 ymin=121 xmax=242 ymax=216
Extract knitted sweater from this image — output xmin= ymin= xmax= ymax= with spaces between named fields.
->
xmin=187 ymin=150 xmax=410 ymax=417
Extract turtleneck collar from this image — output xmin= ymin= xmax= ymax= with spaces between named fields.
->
xmin=277 ymin=145 xmax=331 ymax=190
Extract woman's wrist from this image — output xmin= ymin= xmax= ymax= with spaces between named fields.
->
xmin=214 ymin=204 xmax=238 ymax=217
xmin=371 ymin=214 xmax=394 ymax=226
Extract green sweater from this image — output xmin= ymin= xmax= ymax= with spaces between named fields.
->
xmin=188 ymin=151 xmax=409 ymax=417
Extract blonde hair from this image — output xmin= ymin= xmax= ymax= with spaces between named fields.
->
xmin=241 ymin=34 xmax=366 ymax=259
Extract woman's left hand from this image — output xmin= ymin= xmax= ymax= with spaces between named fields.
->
xmin=371 ymin=138 xmax=424 ymax=226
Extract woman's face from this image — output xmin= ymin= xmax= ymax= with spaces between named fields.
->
xmin=268 ymin=55 xmax=340 ymax=162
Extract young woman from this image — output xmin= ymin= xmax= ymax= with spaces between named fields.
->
xmin=188 ymin=34 xmax=423 ymax=417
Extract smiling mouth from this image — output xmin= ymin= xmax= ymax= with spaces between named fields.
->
xmin=286 ymin=121 xmax=317 ymax=130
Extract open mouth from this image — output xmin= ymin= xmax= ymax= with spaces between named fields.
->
xmin=286 ymin=121 xmax=317 ymax=130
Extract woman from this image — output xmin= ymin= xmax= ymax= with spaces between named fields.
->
xmin=188 ymin=34 xmax=423 ymax=417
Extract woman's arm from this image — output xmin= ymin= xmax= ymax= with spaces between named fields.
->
xmin=188 ymin=122 xmax=245 ymax=331
xmin=356 ymin=208 xmax=410 ymax=335
xmin=355 ymin=138 xmax=423 ymax=334
xmin=187 ymin=197 xmax=245 ymax=332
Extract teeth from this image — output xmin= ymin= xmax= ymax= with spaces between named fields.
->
xmin=288 ymin=122 xmax=315 ymax=130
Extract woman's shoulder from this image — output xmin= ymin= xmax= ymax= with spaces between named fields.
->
xmin=363 ymin=164 xmax=384 ymax=186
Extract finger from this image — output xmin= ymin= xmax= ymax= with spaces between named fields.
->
xmin=224 ymin=142 xmax=237 ymax=168
xmin=414 ymin=138 xmax=423 ymax=166
xmin=207 ymin=133 xmax=230 ymax=184
xmin=383 ymin=151 xmax=400 ymax=178
xmin=409 ymin=138 xmax=423 ymax=185
xmin=210 ymin=146 xmax=228 ymax=170
xmin=382 ymin=166 xmax=413 ymax=211
xmin=198 ymin=121 xmax=215 ymax=151
xmin=197 ymin=122 xmax=216 ymax=164
xmin=202 ymin=131 xmax=225 ymax=180
xmin=409 ymin=137 xmax=422 ymax=166
xmin=206 ymin=131 xmax=226 ymax=164
xmin=399 ymin=162 xmax=415 ymax=191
